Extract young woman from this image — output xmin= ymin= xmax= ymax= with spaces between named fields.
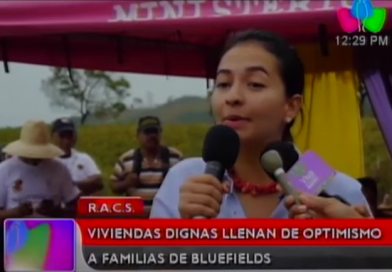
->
xmin=150 ymin=29 xmax=370 ymax=219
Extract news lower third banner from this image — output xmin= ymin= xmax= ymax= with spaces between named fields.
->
xmin=82 ymin=246 xmax=390 ymax=270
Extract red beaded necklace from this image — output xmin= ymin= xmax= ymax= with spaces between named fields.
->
xmin=229 ymin=170 xmax=278 ymax=196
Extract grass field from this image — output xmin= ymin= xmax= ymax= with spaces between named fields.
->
xmin=1 ymin=118 xmax=391 ymax=197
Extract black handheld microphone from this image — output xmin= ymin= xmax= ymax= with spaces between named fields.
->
xmin=202 ymin=125 xmax=240 ymax=181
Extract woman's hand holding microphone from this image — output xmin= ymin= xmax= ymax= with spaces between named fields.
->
xmin=284 ymin=193 xmax=372 ymax=219
xmin=179 ymin=174 xmax=230 ymax=218
xmin=178 ymin=176 xmax=372 ymax=219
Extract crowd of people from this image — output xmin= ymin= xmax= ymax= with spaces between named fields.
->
xmin=0 ymin=29 xmax=390 ymax=220
xmin=0 ymin=115 xmax=183 ymax=219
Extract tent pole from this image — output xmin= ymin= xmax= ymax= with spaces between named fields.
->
xmin=62 ymin=35 xmax=75 ymax=85
xmin=116 ymin=35 xmax=124 ymax=65
xmin=318 ymin=24 xmax=329 ymax=57
xmin=1 ymin=39 xmax=9 ymax=73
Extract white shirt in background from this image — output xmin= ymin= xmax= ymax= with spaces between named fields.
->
xmin=0 ymin=156 xmax=80 ymax=209
xmin=56 ymin=149 xmax=101 ymax=183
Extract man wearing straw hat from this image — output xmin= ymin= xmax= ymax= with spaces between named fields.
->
xmin=0 ymin=120 xmax=81 ymax=219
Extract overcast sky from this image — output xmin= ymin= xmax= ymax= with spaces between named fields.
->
xmin=0 ymin=63 xmax=208 ymax=127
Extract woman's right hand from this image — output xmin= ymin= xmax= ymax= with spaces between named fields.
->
xmin=179 ymin=174 xmax=230 ymax=218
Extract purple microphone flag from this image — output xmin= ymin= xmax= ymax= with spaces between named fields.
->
xmin=286 ymin=150 xmax=336 ymax=195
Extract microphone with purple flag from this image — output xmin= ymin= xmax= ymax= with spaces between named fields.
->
xmin=286 ymin=150 xmax=336 ymax=195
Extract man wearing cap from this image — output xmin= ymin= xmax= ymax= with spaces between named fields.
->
xmin=0 ymin=120 xmax=80 ymax=219
xmin=110 ymin=116 xmax=183 ymax=217
xmin=52 ymin=118 xmax=103 ymax=196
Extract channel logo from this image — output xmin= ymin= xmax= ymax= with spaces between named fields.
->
xmin=4 ymin=219 xmax=76 ymax=271
xmin=337 ymin=0 xmax=387 ymax=33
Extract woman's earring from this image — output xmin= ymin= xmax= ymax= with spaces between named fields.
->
xmin=285 ymin=118 xmax=292 ymax=123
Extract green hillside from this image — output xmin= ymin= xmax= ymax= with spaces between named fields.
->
xmin=73 ymin=96 xmax=213 ymax=125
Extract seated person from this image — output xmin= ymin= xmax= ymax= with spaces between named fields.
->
xmin=377 ymin=194 xmax=392 ymax=218
xmin=357 ymin=177 xmax=378 ymax=216
xmin=0 ymin=120 xmax=80 ymax=219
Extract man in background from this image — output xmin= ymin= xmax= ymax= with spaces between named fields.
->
xmin=0 ymin=144 xmax=5 ymax=162
xmin=356 ymin=176 xmax=392 ymax=218
xmin=110 ymin=116 xmax=183 ymax=217
xmin=52 ymin=118 xmax=103 ymax=196
xmin=0 ymin=143 xmax=13 ymax=162
xmin=0 ymin=120 xmax=80 ymax=219
xmin=377 ymin=194 xmax=392 ymax=218
xmin=357 ymin=177 xmax=378 ymax=215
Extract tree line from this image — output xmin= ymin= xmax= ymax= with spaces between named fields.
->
xmin=41 ymin=68 xmax=372 ymax=125
xmin=41 ymin=68 xmax=131 ymax=125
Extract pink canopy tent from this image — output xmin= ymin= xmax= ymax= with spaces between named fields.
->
xmin=0 ymin=0 xmax=391 ymax=77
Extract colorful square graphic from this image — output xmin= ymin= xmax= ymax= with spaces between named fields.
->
xmin=4 ymin=219 xmax=76 ymax=271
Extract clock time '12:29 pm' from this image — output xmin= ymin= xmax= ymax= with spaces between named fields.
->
xmin=335 ymin=34 xmax=389 ymax=47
